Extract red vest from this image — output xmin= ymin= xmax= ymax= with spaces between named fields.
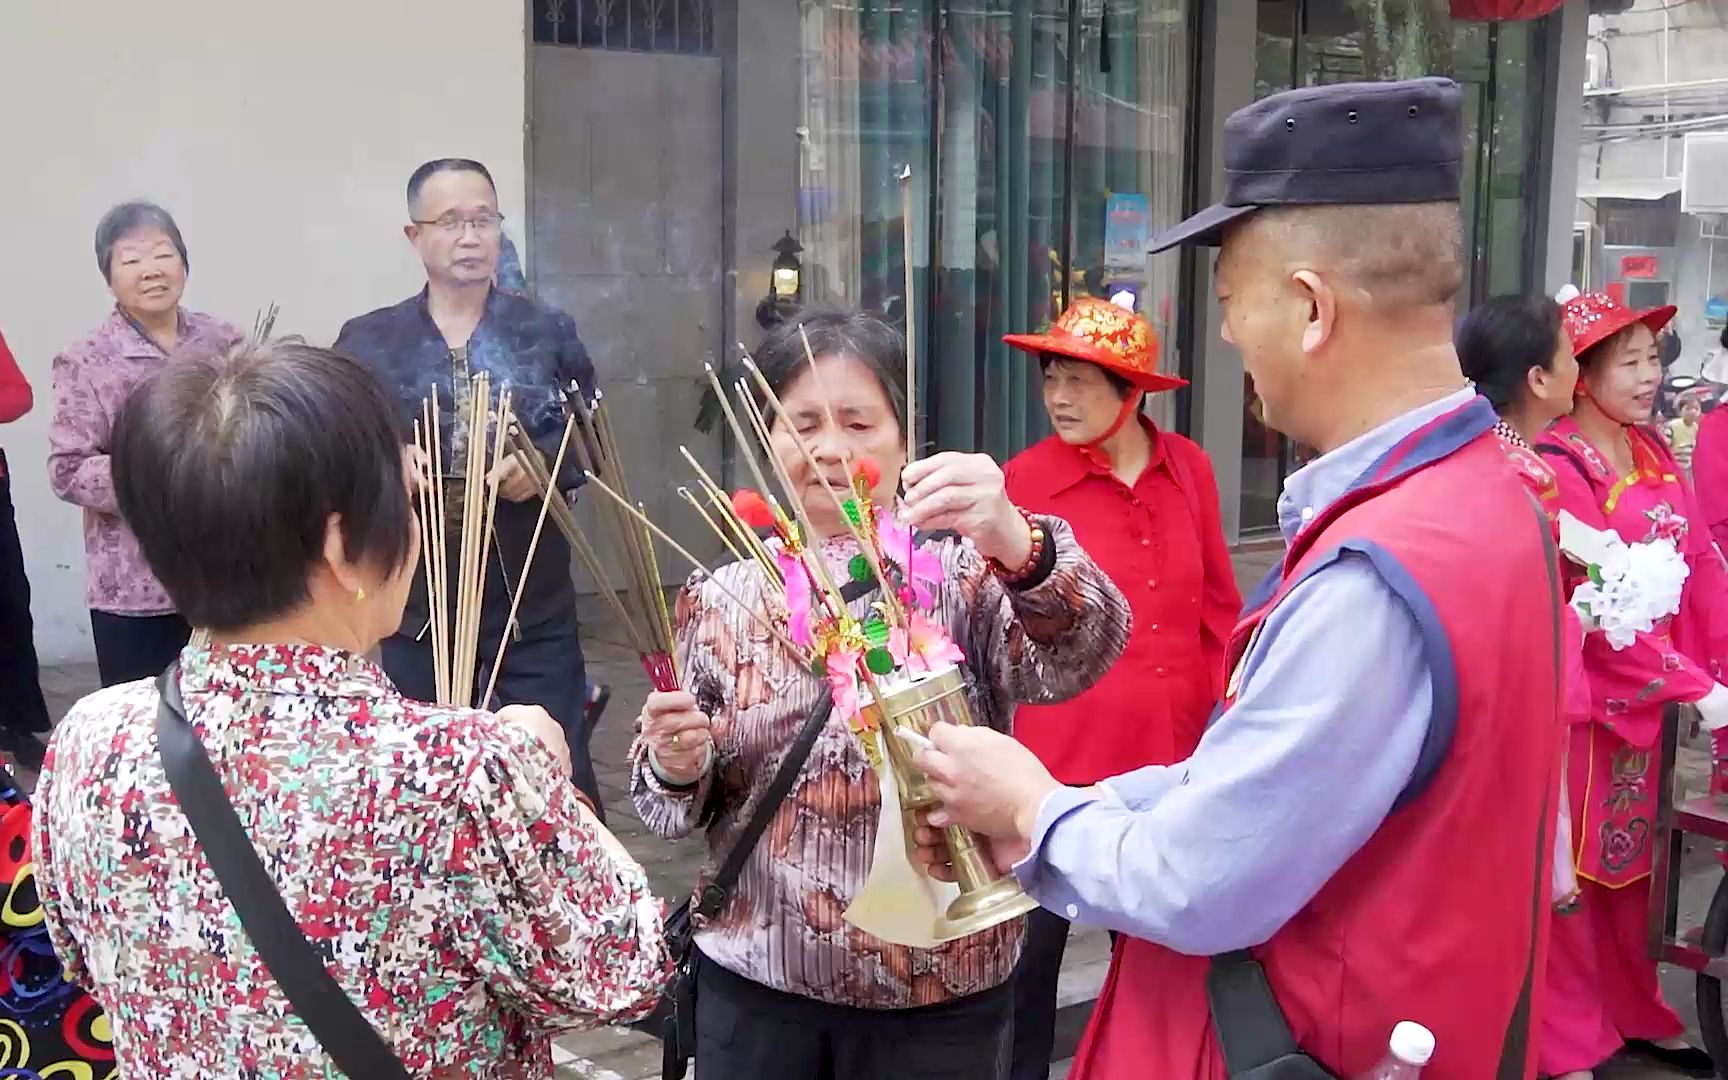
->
xmin=1072 ymin=400 xmax=1561 ymax=1080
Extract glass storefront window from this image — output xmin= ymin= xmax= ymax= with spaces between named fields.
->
xmin=1239 ymin=0 xmax=1551 ymax=532
xmin=789 ymin=1 xmax=1192 ymax=461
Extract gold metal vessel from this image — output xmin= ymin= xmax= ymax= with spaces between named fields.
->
xmin=869 ymin=666 xmax=1039 ymax=937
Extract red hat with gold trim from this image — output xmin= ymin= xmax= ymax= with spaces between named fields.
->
xmin=1003 ymin=295 xmax=1186 ymax=393
xmin=1558 ymin=286 xmax=1676 ymax=359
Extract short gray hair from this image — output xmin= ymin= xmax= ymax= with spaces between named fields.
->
xmin=95 ymin=201 xmax=189 ymax=282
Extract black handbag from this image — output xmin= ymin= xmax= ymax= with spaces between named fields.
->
xmin=658 ymin=691 xmax=834 ymax=1079
xmin=154 ymin=664 xmax=411 ymax=1080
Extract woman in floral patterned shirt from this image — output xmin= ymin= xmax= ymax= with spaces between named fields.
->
xmin=632 ymin=311 xmax=1129 ymax=1079
xmin=34 ymin=339 xmax=669 ymax=1077
xmin=48 ymin=201 xmax=242 ymax=687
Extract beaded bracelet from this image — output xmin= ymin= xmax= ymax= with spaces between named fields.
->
xmin=988 ymin=506 xmax=1047 ymax=584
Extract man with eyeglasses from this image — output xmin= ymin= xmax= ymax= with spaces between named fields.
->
xmin=335 ymin=157 xmax=607 ymax=816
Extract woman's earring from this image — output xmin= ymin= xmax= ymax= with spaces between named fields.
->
xmin=355 ymin=586 xmax=367 ymax=603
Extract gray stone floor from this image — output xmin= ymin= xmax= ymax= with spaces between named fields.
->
xmin=31 ymin=545 xmax=1722 ymax=1077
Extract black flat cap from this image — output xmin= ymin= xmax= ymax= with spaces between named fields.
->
xmin=1149 ymin=77 xmax=1463 ymax=253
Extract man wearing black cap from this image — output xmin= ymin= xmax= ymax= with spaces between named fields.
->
xmin=908 ymin=79 xmax=1560 ymax=1079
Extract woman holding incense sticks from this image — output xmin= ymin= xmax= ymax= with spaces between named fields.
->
xmin=630 ymin=310 xmax=1130 ymax=1080
xmin=34 ymin=339 xmax=670 ymax=1076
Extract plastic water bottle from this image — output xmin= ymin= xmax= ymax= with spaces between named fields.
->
xmin=1355 ymin=1021 xmax=1435 ymax=1079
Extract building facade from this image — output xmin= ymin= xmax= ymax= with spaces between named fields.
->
xmin=0 ymin=0 xmax=1590 ymax=662
xmin=1568 ymin=0 xmax=1728 ymax=385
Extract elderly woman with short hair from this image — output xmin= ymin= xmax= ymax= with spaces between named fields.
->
xmin=34 ymin=339 xmax=669 ymax=1076
xmin=48 ymin=201 xmax=242 ymax=686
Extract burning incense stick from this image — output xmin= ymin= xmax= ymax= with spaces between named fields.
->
xmin=679 ymin=486 xmax=745 ymax=563
xmin=583 ymin=470 xmax=810 ymax=664
xmin=564 ymin=394 xmax=681 ymax=688
xmin=899 ymin=163 xmax=918 ymax=465
xmin=678 ymin=446 xmax=781 ymax=585
xmin=503 ymin=419 xmax=649 ymax=657
xmin=708 ymin=360 xmax=787 ymax=522
xmin=733 ymin=381 xmax=852 ymax=621
xmin=740 ymin=356 xmax=904 ymax=627
xmin=791 ymin=327 xmax=905 ymax=625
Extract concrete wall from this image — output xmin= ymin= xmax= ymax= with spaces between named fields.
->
xmin=0 ymin=2 xmax=527 ymax=663
xmin=529 ymin=46 xmax=728 ymax=583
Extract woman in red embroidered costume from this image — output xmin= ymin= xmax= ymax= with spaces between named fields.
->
xmin=1535 ymin=289 xmax=1728 ymax=1079
xmin=1456 ymin=294 xmax=1591 ymax=911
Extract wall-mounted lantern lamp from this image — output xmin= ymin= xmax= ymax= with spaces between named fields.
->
xmin=758 ymin=230 xmax=805 ymax=329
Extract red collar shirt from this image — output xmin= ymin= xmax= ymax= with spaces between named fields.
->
xmin=1004 ymin=421 xmax=1241 ymax=782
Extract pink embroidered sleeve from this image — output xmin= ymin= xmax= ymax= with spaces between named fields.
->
xmin=1692 ymin=410 xmax=1728 ymax=553
xmin=46 ymin=349 xmax=118 ymax=514
xmin=1549 ymin=457 xmax=1717 ymax=711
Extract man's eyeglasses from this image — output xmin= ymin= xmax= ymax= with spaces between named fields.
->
xmin=412 ymin=212 xmax=505 ymax=235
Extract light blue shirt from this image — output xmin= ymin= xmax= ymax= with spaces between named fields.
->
xmin=1015 ymin=388 xmax=1477 ymax=954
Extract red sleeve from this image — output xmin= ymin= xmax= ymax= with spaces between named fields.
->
xmin=1176 ymin=438 xmax=1243 ymax=701
xmin=1694 ymin=410 xmax=1728 ymax=552
xmin=0 ymin=330 xmax=32 ymax=424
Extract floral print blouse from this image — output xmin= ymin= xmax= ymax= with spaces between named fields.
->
xmin=631 ymin=514 xmax=1130 ymax=1010
xmin=33 ymin=644 xmax=670 ymax=1077
xmin=47 ymin=307 xmax=242 ymax=614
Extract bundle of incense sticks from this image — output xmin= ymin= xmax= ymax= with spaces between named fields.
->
xmin=500 ymin=397 xmax=680 ymax=692
xmin=412 ymin=375 xmax=510 ymax=707
xmin=582 ymin=334 xmax=931 ymax=687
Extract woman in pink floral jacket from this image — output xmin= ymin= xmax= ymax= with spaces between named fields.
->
xmin=48 ymin=202 xmax=241 ymax=686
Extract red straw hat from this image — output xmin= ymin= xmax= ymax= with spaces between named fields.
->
xmin=1559 ymin=288 xmax=1677 ymax=358
xmin=1003 ymin=296 xmax=1186 ymax=393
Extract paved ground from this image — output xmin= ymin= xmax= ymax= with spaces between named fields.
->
xmin=32 ymin=545 xmax=1725 ymax=1077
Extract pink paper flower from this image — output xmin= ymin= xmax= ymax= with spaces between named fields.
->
xmin=888 ymin=611 xmax=966 ymax=675
xmin=777 ymin=548 xmax=814 ymax=646
xmin=878 ymin=513 xmax=943 ymax=609
xmin=825 ymin=646 xmax=864 ymax=723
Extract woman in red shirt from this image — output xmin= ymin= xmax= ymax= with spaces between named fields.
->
xmin=1000 ymin=296 xmax=1240 ymax=1080
xmin=0 ymin=328 xmax=51 ymax=771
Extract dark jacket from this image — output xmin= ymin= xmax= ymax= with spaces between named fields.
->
xmin=335 ymin=287 xmax=595 ymax=637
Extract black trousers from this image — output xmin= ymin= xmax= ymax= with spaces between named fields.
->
xmin=0 ymin=453 xmax=49 ymax=734
xmin=694 ymin=950 xmax=1013 ymax=1080
xmin=1010 ymin=906 xmax=1073 ymax=1080
xmin=380 ymin=617 xmax=602 ymax=818
xmin=90 ymin=610 xmax=191 ymax=688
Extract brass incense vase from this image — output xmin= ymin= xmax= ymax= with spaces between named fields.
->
xmin=871 ymin=666 xmax=1039 ymax=938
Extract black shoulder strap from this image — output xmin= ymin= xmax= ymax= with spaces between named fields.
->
xmin=1205 ymin=950 xmax=1309 ymax=1073
xmin=154 ymin=665 xmax=410 ymax=1080
xmin=692 ymin=568 xmax=907 ymax=918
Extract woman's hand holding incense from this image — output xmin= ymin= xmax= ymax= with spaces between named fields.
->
xmin=642 ymin=690 xmax=714 ymax=786
xmin=497 ymin=703 xmax=572 ymax=778
xmin=900 ymin=452 xmax=1032 ymax=567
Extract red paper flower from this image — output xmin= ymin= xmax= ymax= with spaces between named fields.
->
xmin=852 ymin=457 xmax=882 ymax=493
xmin=731 ymin=488 xmax=776 ymax=529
